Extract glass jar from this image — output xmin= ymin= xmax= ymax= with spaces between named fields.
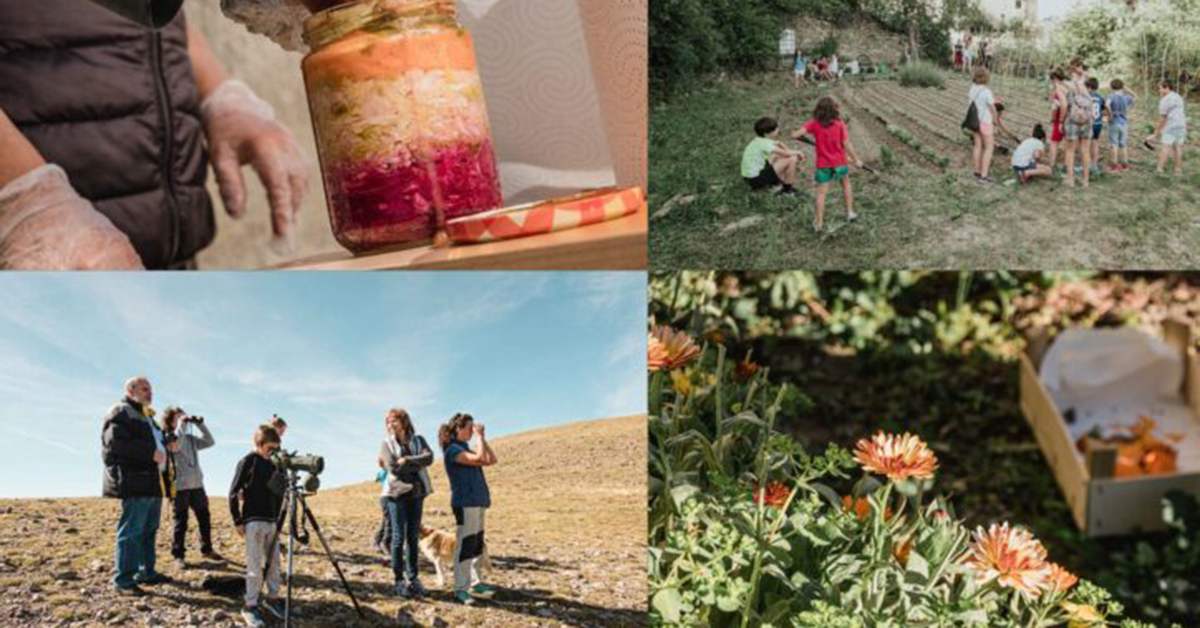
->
xmin=302 ymin=0 xmax=503 ymax=253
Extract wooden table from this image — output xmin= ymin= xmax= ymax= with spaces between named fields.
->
xmin=278 ymin=211 xmax=646 ymax=270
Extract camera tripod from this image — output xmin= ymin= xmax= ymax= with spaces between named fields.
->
xmin=259 ymin=470 xmax=364 ymax=627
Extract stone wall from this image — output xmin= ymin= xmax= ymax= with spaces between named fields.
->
xmin=792 ymin=17 xmax=905 ymax=65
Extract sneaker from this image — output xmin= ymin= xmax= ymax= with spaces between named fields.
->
xmin=135 ymin=572 xmax=173 ymax=586
xmin=847 ymin=212 xmax=858 ymax=222
xmin=777 ymin=186 xmax=799 ymax=197
xmin=471 ymin=584 xmax=497 ymax=599
xmin=241 ymin=606 xmax=266 ymax=628
xmin=408 ymin=580 xmax=428 ymax=598
xmin=395 ymin=581 xmax=411 ymax=599
xmin=261 ymin=598 xmax=286 ymax=620
xmin=454 ymin=591 xmax=475 ymax=605
xmin=201 ymin=550 xmax=225 ymax=562
xmin=978 ymin=176 xmax=995 ymax=185
xmin=113 ymin=584 xmax=145 ymax=597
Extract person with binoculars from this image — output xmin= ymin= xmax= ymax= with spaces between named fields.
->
xmin=161 ymin=406 xmax=221 ymax=569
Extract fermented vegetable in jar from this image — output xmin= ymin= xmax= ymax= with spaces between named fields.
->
xmin=302 ymin=0 xmax=502 ymax=252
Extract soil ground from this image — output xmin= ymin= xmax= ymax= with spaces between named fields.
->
xmin=650 ymin=72 xmax=1200 ymax=270
xmin=0 ymin=415 xmax=647 ymax=628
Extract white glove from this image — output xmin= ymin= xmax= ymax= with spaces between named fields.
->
xmin=201 ymin=79 xmax=309 ymax=254
xmin=0 ymin=164 xmax=144 ymax=270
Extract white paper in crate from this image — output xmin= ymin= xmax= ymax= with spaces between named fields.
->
xmin=1039 ymin=327 xmax=1200 ymax=470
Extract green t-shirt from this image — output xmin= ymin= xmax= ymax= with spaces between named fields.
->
xmin=741 ymin=137 xmax=778 ymax=178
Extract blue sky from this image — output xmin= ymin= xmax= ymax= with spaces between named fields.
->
xmin=0 ymin=272 xmax=647 ymax=498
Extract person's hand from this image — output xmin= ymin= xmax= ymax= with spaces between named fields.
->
xmin=167 ymin=442 xmax=181 ymax=453
xmin=201 ymin=80 xmax=309 ymax=253
xmin=0 ymin=165 xmax=143 ymax=270
xmin=856 ymin=158 xmax=865 ymax=168
xmin=154 ymin=450 xmax=167 ymax=465
xmin=236 ymin=524 xmax=245 ymax=537
xmin=476 ymin=424 xmax=486 ymax=438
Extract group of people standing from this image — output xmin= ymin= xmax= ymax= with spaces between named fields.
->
xmin=101 ymin=376 xmax=226 ymax=594
xmin=101 ymin=376 xmax=499 ymax=628
xmin=964 ymin=60 xmax=1188 ymax=186
xmin=954 ymin=34 xmax=994 ymax=72
xmin=372 ymin=408 xmax=498 ymax=606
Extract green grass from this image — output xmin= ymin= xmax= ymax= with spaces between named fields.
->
xmin=650 ymin=74 xmax=1200 ymax=270
xmin=897 ymin=61 xmax=946 ymax=89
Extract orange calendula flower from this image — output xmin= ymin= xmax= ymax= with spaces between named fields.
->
xmin=647 ymin=333 xmax=668 ymax=371
xmin=670 ymin=370 xmax=692 ymax=395
xmin=893 ymin=537 xmax=913 ymax=567
xmin=648 ymin=326 xmax=700 ymax=371
xmin=734 ymin=358 xmax=760 ymax=383
xmin=1047 ymin=562 xmax=1078 ymax=593
xmin=841 ymin=495 xmax=892 ymax=522
xmin=965 ymin=523 xmax=1051 ymax=596
xmin=853 ymin=431 xmax=939 ymax=481
xmin=751 ymin=482 xmax=790 ymax=509
xmin=1062 ymin=602 xmax=1103 ymax=628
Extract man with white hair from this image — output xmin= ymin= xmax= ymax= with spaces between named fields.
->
xmin=101 ymin=376 xmax=175 ymax=596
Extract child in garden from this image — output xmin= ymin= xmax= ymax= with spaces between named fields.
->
xmin=1105 ymin=79 xmax=1136 ymax=172
xmin=792 ymin=97 xmax=864 ymax=233
xmin=1047 ymin=69 xmax=1067 ymax=174
xmin=968 ymin=68 xmax=998 ymax=183
xmin=741 ymin=117 xmax=805 ymax=196
xmin=1062 ymin=60 xmax=1093 ymax=188
xmin=794 ymin=51 xmax=807 ymax=89
xmin=1011 ymin=124 xmax=1053 ymax=184
xmin=1086 ymin=77 xmax=1105 ymax=177
xmin=1149 ymin=79 xmax=1187 ymax=176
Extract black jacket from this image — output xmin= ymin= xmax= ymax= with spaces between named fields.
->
xmin=229 ymin=452 xmax=284 ymax=526
xmin=0 ymin=0 xmax=215 ymax=269
xmin=100 ymin=397 xmax=167 ymax=499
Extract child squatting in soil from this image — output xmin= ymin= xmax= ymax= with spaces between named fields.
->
xmin=741 ymin=116 xmax=806 ymax=196
xmin=793 ymin=97 xmax=863 ymax=233
xmin=1011 ymin=123 xmax=1053 ymax=184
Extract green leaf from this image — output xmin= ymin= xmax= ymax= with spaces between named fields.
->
xmin=652 ymin=587 xmax=683 ymax=623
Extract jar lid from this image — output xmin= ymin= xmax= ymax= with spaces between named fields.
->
xmin=304 ymin=0 xmax=458 ymax=50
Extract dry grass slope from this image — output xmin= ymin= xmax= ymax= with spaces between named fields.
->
xmin=0 ymin=415 xmax=648 ymax=627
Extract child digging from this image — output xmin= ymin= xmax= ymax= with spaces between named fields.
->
xmin=1011 ymin=123 xmax=1053 ymax=184
xmin=793 ymin=97 xmax=863 ymax=232
xmin=1106 ymin=78 xmax=1136 ymax=171
xmin=742 ymin=117 xmax=805 ymax=196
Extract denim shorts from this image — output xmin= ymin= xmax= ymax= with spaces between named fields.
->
xmin=1108 ymin=121 xmax=1128 ymax=147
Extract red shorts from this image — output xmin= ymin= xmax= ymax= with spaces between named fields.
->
xmin=1051 ymin=123 xmax=1065 ymax=143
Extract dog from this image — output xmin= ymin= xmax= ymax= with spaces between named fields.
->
xmin=418 ymin=524 xmax=491 ymax=588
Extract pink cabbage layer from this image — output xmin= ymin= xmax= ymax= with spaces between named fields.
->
xmin=326 ymin=140 xmax=502 ymax=252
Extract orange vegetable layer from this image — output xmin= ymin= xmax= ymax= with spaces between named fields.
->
xmin=304 ymin=29 xmax=478 ymax=83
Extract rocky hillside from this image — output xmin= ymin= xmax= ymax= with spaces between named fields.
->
xmin=0 ymin=415 xmax=648 ymax=627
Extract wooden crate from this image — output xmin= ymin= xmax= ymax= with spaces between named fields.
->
xmin=1019 ymin=319 xmax=1200 ymax=537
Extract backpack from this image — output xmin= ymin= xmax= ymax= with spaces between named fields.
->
xmin=962 ymin=101 xmax=980 ymax=133
xmin=1067 ymin=89 xmax=1093 ymax=126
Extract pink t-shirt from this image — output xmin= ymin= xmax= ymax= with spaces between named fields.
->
xmin=804 ymin=119 xmax=848 ymax=169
